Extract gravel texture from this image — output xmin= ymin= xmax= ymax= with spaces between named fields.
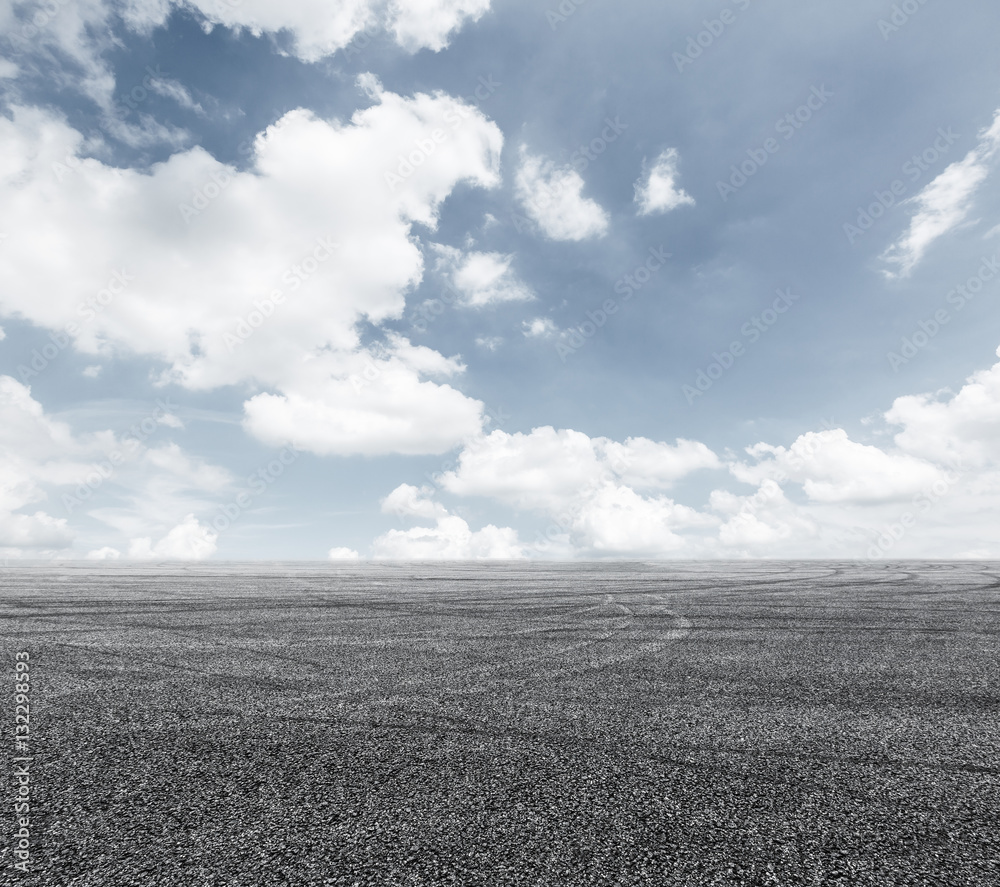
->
xmin=1 ymin=560 xmax=998 ymax=885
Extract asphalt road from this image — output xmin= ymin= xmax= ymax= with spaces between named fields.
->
xmin=1 ymin=561 xmax=998 ymax=885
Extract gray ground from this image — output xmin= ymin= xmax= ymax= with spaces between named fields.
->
xmin=1 ymin=561 xmax=998 ymax=886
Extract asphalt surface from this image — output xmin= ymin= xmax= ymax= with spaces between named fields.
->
xmin=1 ymin=561 xmax=998 ymax=885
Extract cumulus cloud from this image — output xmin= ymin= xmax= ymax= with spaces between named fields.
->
xmin=85 ymin=546 xmax=121 ymax=559
xmin=2 ymin=0 xmax=495 ymax=117
xmin=381 ymin=483 xmax=449 ymax=520
xmin=431 ymin=427 xmax=720 ymax=556
xmin=0 ymin=375 xmax=90 ymax=550
xmin=886 ymin=344 xmax=1000 ymax=467
xmin=440 ymin=428 xmax=720 ymax=512
xmin=634 ymin=148 xmax=695 ymax=216
xmin=432 ymin=244 xmax=533 ymax=307
xmin=882 ymin=110 xmax=1000 ymax=277
xmin=401 ymin=367 xmax=1000 ymax=558
xmin=731 ymin=428 xmax=946 ymax=504
xmin=388 ymin=0 xmax=492 ymax=53
xmin=0 ymin=85 xmax=503 ymax=456
xmin=373 ymin=484 xmax=523 ymax=559
xmin=328 ymin=546 xmax=361 ymax=560
xmin=515 ymin=148 xmax=609 ymax=241
xmin=0 ymin=375 xmax=230 ymax=557
xmin=127 ymin=513 xmax=217 ymax=559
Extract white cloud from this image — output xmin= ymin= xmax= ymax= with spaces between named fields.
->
xmin=381 ymin=483 xmax=449 ymax=520
xmin=345 ymin=344 xmax=1000 ymax=560
xmin=522 ymin=317 xmax=557 ymax=338
xmin=886 ymin=345 xmax=1000 ymax=467
xmin=0 ymin=86 xmax=503 ymax=457
xmin=0 ymin=374 xmax=232 ymax=556
xmin=128 ymin=513 xmax=217 ymax=559
xmin=0 ymin=325 xmax=5 ymax=340
xmin=433 ymin=427 xmax=719 ymax=557
xmin=572 ymin=484 xmax=710 ymax=556
xmin=328 ymin=546 xmax=360 ymax=560
xmin=731 ymin=428 xmax=946 ymax=504
xmin=882 ymin=111 xmax=1000 ymax=277
xmin=515 ymin=148 xmax=609 ymax=241
xmin=373 ymin=484 xmax=524 ymax=560
xmin=82 ymin=365 xmax=102 ymax=378
xmin=475 ymin=336 xmax=503 ymax=351
xmin=1 ymin=0 xmax=493 ymax=145
xmin=634 ymin=148 xmax=695 ymax=216
xmin=388 ymin=0 xmax=492 ymax=53
xmin=147 ymin=75 xmax=204 ymax=115
xmin=432 ymin=245 xmax=533 ymax=307
xmin=440 ymin=428 xmax=720 ymax=512
xmin=157 ymin=412 xmax=184 ymax=429
xmin=86 ymin=546 xmax=121 ymax=559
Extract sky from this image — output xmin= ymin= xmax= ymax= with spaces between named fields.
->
xmin=2 ymin=0 xmax=1000 ymax=562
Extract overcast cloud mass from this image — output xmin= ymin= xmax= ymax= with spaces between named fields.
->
xmin=2 ymin=0 xmax=1000 ymax=561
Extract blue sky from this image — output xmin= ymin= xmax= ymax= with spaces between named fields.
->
xmin=2 ymin=0 xmax=1000 ymax=561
